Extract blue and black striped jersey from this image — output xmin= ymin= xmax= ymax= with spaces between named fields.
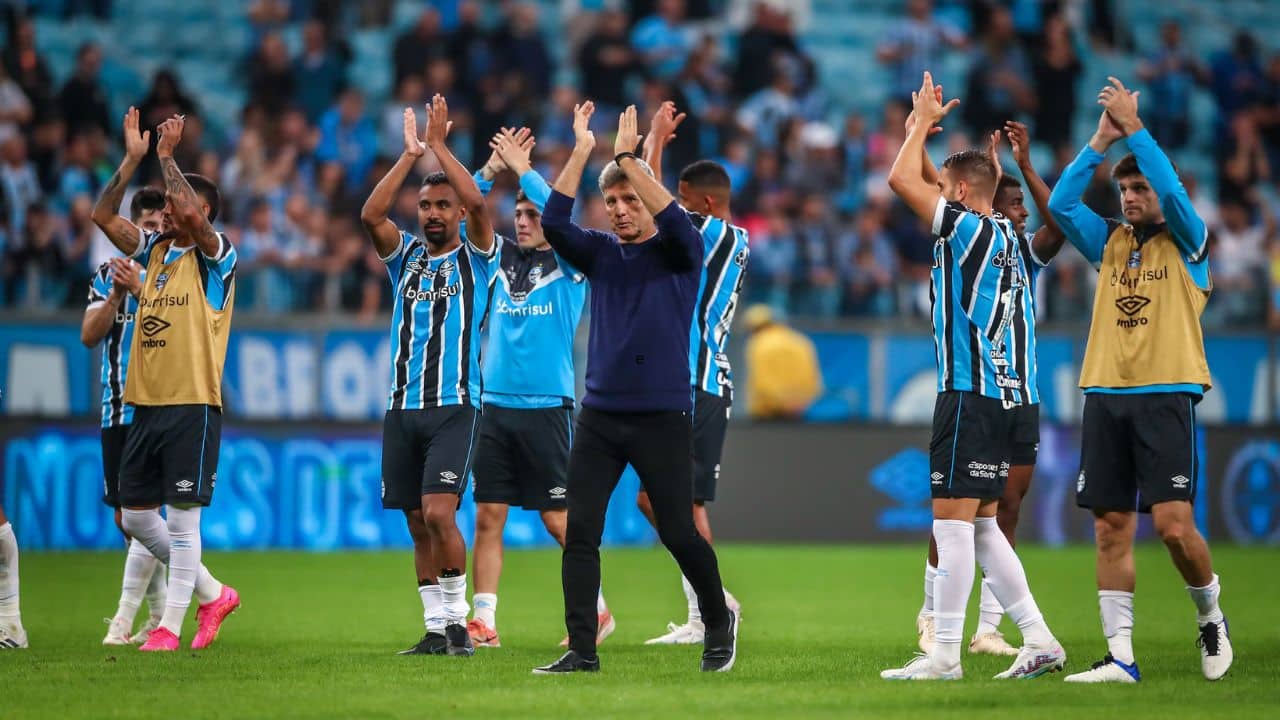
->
xmin=930 ymin=199 xmax=1033 ymax=405
xmin=688 ymin=214 xmax=750 ymax=400
xmin=383 ymin=231 xmax=498 ymax=410
xmin=87 ymin=262 xmax=139 ymax=428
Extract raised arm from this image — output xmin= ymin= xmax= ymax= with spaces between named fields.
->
xmin=360 ymin=107 xmax=421 ymax=259
xmin=490 ymin=127 xmax=551 ymax=211
xmin=887 ymin=72 xmax=960 ymax=223
xmin=541 ymin=101 xmax=605 ymax=272
xmin=1100 ymin=77 xmax=1207 ymax=262
xmin=641 ymin=100 xmax=686 ymax=182
xmin=154 ymin=115 xmax=220 ymax=258
xmin=91 ymin=107 xmax=149 ymax=256
xmin=1047 ymin=108 xmax=1125 ymax=267
xmin=552 ymin=101 xmax=596 ymax=199
xmin=905 ymin=108 xmax=943 ymax=186
xmin=1005 ymin=120 xmax=1066 ymax=261
xmin=614 ymin=105 xmax=678 ymax=216
xmin=423 ymin=94 xmax=493 ymax=254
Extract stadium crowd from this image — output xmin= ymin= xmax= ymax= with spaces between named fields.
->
xmin=0 ymin=0 xmax=1277 ymax=327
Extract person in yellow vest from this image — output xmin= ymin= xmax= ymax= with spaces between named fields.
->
xmin=741 ymin=305 xmax=822 ymax=420
xmin=1048 ymin=78 xmax=1231 ymax=683
xmin=91 ymin=108 xmax=240 ymax=653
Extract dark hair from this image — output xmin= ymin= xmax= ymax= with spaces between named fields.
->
xmin=996 ymin=175 xmax=1022 ymax=194
xmin=941 ymin=149 xmax=998 ymax=188
xmin=421 ymin=171 xmax=449 ymax=188
xmin=184 ymin=173 xmax=221 ymax=222
xmin=515 ymin=189 xmax=530 ymax=204
xmin=679 ymin=160 xmax=732 ymax=192
xmin=129 ymin=187 xmax=165 ymax=222
xmin=1111 ymin=152 xmax=1176 ymax=181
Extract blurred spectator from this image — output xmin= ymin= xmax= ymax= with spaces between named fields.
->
xmin=732 ymin=0 xmax=807 ymax=98
xmin=446 ymin=1 xmax=491 ymax=104
xmin=1219 ymin=113 xmax=1271 ymax=204
xmin=876 ymin=0 xmax=965 ymax=101
xmin=9 ymin=203 xmax=70 ymax=307
xmin=57 ymin=130 xmax=103 ymax=210
xmin=316 ymin=89 xmax=379 ymax=194
xmin=962 ymin=7 xmax=1035 ymax=138
xmin=742 ymin=304 xmax=822 ymax=420
xmin=295 ymin=20 xmax=346 ymax=123
xmin=0 ymin=63 xmax=33 ymax=140
xmin=394 ymin=9 xmax=447 ymax=88
xmin=630 ymin=0 xmax=696 ymax=80
xmin=1255 ymin=54 xmax=1280 ymax=172
xmin=247 ymin=0 xmax=291 ymax=47
xmin=1209 ymin=198 xmax=1273 ymax=325
xmin=58 ymin=44 xmax=110 ymax=137
xmin=2 ymin=18 xmax=53 ymax=119
xmin=675 ymin=36 xmax=731 ymax=157
xmin=736 ymin=57 xmax=801 ymax=149
xmin=578 ymin=8 xmax=642 ymax=112
xmin=785 ymin=121 xmax=841 ymax=198
xmin=1210 ymin=32 xmax=1266 ymax=131
xmin=382 ymin=76 xmax=427 ymax=160
xmin=1137 ymin=21 xmax=1207 ymax=150
xmin=1031 ymin=13 xmax=1082 ymax=151
xmin=249 ymin=33 xmax=297 ymax=115
xmin=843 ymin=207 xmax=896 ymax=316
xmin=836 ymin=114 xmax=869 ymax=214
xmin=793 ymin=194 xmax=846 ymax=318
xmin=496 ymin=3 xmax=554 ymax=116
xmin=1 ymin=134 xmax=42 ymax=240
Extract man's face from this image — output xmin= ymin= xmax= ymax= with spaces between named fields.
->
xmin=418 ymin=183 xmax=464 ymax=248
xmin=994 ymin=186 xmax=1028 ymax=235
xmin=677 ymin=181 xmax=713 ymax=217
xmin=938 ymin=167 xmax=966 ymax=204
xmin=602 ymin=181 xmax=654 ymax=242
xmin=1117 ymin=174 xmax=1161 ymax=224
xmin=514 ymin=200 xmax=545 ymax=249
xmin=135 ymin=208 xmax=163 ymax=233
xmin=161 ymin=196 xmax=211 ymax=237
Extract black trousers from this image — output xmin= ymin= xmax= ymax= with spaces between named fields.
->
xmin=563 ymin=407 xmax=729 ymax=656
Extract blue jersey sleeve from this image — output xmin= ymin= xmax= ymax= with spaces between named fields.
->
xmin=199 ymin=233 xmax=238 ymax=312
xmin=381 ymin=230 xmax=415 ymax=279
xmin=88 ymin=263 xmax=111 ymax=304
xmin=1047 ymin=145 xmax=1110 ymax=267
xmin=1127 ymin=129 xmax=1209 ymax=264
xmin=517 ymin=170 xmax=552 ymax=211
xmin=132 ymin=229 xmax=162 ymax=267
xmin=931 ymin=198 xmax=985 ymax=251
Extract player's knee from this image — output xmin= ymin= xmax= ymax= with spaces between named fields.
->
xmin=423 ymin=502 xmax=457 ymax=532
xmin=404 ymin=511 xmax=430 ymax=545
xmin=996 ymin=499 xmax=1021 ymax=531
xmin=1155 ymin=516 xmax=1191 ymax=548
xmin=1093 ymin=516 xmax=1131 ymax=554
xmin=475 ymin=507 xmax=504 ymax=535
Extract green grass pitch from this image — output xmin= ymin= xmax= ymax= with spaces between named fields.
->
xmin=3 ymin=545 xmax=1278 ymax=719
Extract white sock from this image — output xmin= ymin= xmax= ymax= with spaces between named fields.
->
xmin=682 ymin=574 xmax=702 ymax=625
xmin=973 ymin=516 xmax=1054 ymax=647
xmin=1099 ymin=590 xmax=1135 ymax=664
xmin=921 ymin=562 xmax=937 ymax=616
xmin=145 ymin=562 xmax=168 ymax=620
xmin=419 ymin=584 xmax=446 ymax=633
xmin=122 ymin=508 xmax=170 ymax=563
xmin=1186 ymin=574 xmax=1224 ymax=625
xmin=160 ymin=506 xmax=203 ymax=636
xmin=931 ymin=519 xmax=975 ymax=670
xmin=194 ymin=564 xmax=224 ymax=605
xmin=976 ymin=577 xmax=1003 ymax=635
xmin=597 ymin=588 xmax=608 ymax=615
xmin=115 ymin=538 xmax=158 ymax=625
xmin=0 ymin=522 xmax=20 ymax=625
xmin=439 ymin=573 xmax=469 ymax=624
xmin=473 ymin=592 xmax=497 ymax=628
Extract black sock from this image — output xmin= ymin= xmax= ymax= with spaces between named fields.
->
xmin=439 ymin=568 xmax=463 ymax=578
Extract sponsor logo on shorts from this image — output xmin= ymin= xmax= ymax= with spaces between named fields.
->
xmin=439 ymin=470 xmax=458 ymax=485
xmin=549 ymin=486 xmax=566 ymax=498
xmin=1077 ymin=471 xmax=1086 ymax=493
xmin=967 ymin=461 xmax=999 ymax=480
xmin=713 ymin=463 xmax=721 ymax=481
xmin=176 ymin=479 xmax=194 ymax=492
xmin=930 ymin=471 xmax=945 ymax=485
xmin=1172 ymin=474 xmax=1190 ymax=489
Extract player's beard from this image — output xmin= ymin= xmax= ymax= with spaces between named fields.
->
xmin=423 ymin=223 xmax=450 ymax=248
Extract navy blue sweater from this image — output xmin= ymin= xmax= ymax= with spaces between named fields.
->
xmin=541 ymin=189 xmax=703 ymax=412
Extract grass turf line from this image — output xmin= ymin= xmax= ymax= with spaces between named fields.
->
xmin=3 ymin=545 xmax=1278 ymax=719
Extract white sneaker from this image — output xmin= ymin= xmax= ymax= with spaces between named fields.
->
xmin=994 ymin=642 xmax=1066 ymax=679
xmin=916 ymin=613 xmax=935 ymax=654
xmin=644 ymin=620 xmax=705 ymax=645
xmin=0 ymin=621 xmax=28 ymax=649
xmin=132 ymin=616 xmax=162 ymax=645
xmin=969 ymin=630 xmax=1020 ymax=656
xmin=1198 ymin=619 xmax=1233 ymax=681
xmin=725 ymin=590 xmax=741 ymax=617
xmin=1064 ymin=653 xmax=1140 ymax=683
xmin=102 ymin=617 xmax=132 ymax=645
xmin=881 ymin=652 xmax=961 ymax=680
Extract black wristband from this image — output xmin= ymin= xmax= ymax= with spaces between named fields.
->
xmin=614 ymin=151 xmax=639 ymax=166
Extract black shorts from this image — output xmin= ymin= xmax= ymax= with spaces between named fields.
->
xmin=1010 ymin=403 xmax=1040 ymax=467
xmin=381 ymin=406 xmax=480 ymax=510
xmin=929 ymin=391 xmax=1015 ymax=500
xmin=101 ymin=424 xmax=130 ymax=508
xmin=118 ymin=405 xmax=221 ymax=507
xmin=692 ymin=390 xmax=731 ymax=503
xmin=473 ymin=404 xmax=572 ymax=511
xmin=1078 ymin=392 xmax=1199 ymax=514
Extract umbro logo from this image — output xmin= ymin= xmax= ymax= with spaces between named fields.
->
xmin=549 ymin=486 xmax=566 ymax=498
xmin=1114 ymin=295 xmax=1151 ymax=317
xmin=1172 ymin=475 xmax=1190 ymax=489
xmin=440 ymin=471 xmax=458 ymax=485
xmin=140 ymin=316 xmax=171 ymax=337
xmin=930 ymin=471 xmax=944 ymax=485
xmin=1077 ymin=471 xmax=1086 ymax=493
xmin=176 ymin=479 xmax=194 ymax=492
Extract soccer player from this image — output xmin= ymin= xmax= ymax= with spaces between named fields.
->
xmin=466 ymin=127 xmax=614 ymax=648
xmin=84 ymin=187 xmax=170 ymax=646
xmin=1049 ymin=78 xmax=1232 ymax=683
xmin=638 ymin=101 xmax=747 ymax=645
xmin=0 ymin=504 xmax=24 ymax=648
xmin=916 ymin=120 xmax=1066 ymax=657
xmin=533 ymin=103 xmax=737 ymax=674
xmin=93 ymin=109 xmax=241 ymax=652
xmin=882 ymin=73 xmax=1064 ymax=681
xmin=361 ymin=96 xmax=497 ymax=657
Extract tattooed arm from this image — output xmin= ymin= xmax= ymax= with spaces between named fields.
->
xmin=92 ymin=107 xmax=150 ymax=256
xmin=155 ymin=115 xmax=221 ymax=257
